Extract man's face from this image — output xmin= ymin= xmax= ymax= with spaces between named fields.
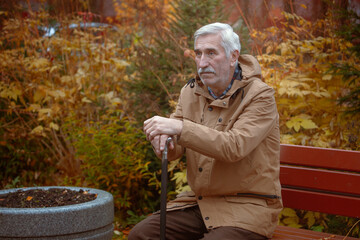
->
xmin=194 ymin=33 xmax=234 ymax=95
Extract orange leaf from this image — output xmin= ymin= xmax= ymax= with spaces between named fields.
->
xmin=26 ymin=196 xmax=33 ymax=201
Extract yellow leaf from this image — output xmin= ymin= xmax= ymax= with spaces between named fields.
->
xmin=320 ymin=91 xmax=331 ymax=98
xmin=34 ymin=89 xmax=46 ymax=103
xmin=49 ymin=122 xmax=59 ymax=131
xmin=0 ymin=84 xmax=22 ymax=101
xmin=177 ymin=185 xmax=192 ymax=194
xmin=49 ymin=65 xmax=58 ymax=74
xmin=301 ymin=119 xmax=318 ymax=129
xmin=110 ymin=58 xmax=129 ymax=69
xmin=11 ymin=87 xmax=22 ymax=101
xmin=322 ymin=74 xmax=332 ymax=81
xmin=49 ymin=90 xmax=65 ymax=99
xmin=111 ymin=97 xmax=121 ymax=105
xmin=60 ymin=76 xmax=72 ymax=83
xmin=30 ymin=125 xmax=45 ymax=136
xmin=278 ymin=42 xmax=291 ymax=56
xmin=304 ymin=211 xmax=316 ymax=228
xmin=28 ymin=58 xmax=50 ymax=70
xmin=27 ymin=104 xmax=41 ymax=112
xmin=301 ymin=4 xmax=307 ymax=9
xmin=280 ymin=134 xmax=297 ymax=144
xmin=283 ymin=216 xmax=299 ymax=225
xmin=285 ymin=120 xmax=294 ymax=129
xmin=81 ymin=97 xmax=92 ymax=103
xmin=171 ymin=171 xmax=187 ymax=185
xmin=281 ymin=208 xmax=298 ymax=217
xmin=37 ymin=108 xmax=52 ymax=121
xmin=266 ymin=45 xmax=273 ymax=54
xmin=168 ymin=159 xmax=180 ymax=172
xmin=38 ymin=108 xmax=51 ymax=114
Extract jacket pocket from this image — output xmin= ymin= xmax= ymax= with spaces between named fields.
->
xmin=224 ymin=195 xmax=268 ymax=207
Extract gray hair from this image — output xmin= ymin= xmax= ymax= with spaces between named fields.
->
xmin=194 ymin=22 xmax=241 ymax=58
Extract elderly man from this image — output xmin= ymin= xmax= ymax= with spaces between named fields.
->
xmin=129 ymin=22 xmax=282 ymax=240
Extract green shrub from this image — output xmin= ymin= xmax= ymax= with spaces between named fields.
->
xmin=63 ymin=111 xmax=160 ymax=222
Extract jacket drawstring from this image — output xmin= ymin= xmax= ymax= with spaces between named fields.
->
xmin=186 ymin=78 xmax=195 ymax=88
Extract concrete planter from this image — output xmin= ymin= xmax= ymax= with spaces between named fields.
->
xmin=0 ymin=186 xmax=114 ymax=239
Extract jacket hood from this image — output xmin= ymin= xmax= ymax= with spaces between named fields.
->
xmin=238 ymin=54 xmax=262 ymax=81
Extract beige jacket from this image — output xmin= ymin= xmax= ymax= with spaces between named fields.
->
xmin=167 ymin=54 xmax=282 ymax=238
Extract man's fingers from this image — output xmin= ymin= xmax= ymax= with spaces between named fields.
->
xmin=143 ymin=118 xmax=152 ymax=135
xmin=151 ymin=135 xmax=161 ymax=155
xmin=143 ymin=116 xmax=160 ymax=141
xmin=151 ymin=135 xmax=171 ymax=156
xmin=143 ymin=116 xmax=181 ymax=142
xmin=169 ymin=140 xmax=175 ymax=150
xmin=145 ymin=125 xmax=158 ymax=141
xmin=159 ymin=135 xmax=168 ymax=151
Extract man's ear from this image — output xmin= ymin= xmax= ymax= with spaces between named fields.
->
xmin=230 ymin=50 xmax=240 ymax=67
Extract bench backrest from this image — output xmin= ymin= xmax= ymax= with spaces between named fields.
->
xmin=279 ymin=144 xmax=360 ymax=218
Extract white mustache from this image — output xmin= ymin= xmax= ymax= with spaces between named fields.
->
xmin=198 ymin=67 xmax=216 ymax=75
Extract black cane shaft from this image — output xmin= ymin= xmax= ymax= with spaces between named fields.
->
xmin=160 ymin=137 xmax=171 ymax=240
xmin=160 ymin=155 xmax=167 ymax=240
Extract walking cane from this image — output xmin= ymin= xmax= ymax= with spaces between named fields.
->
xmin=160 ymin=137 xmax=172 ymax=240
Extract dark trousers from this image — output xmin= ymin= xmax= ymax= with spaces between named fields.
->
xmin=128 ymin=206 xmax=267 ymax=240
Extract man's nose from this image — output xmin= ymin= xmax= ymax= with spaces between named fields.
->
xmin=198 ymin=55 xmax=209 ymax=68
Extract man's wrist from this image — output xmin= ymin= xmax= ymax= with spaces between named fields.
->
xmin=176 ymin=120 xmax=184 ymax=136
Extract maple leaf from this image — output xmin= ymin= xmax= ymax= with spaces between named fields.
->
xmin=30 ymin=125 xmax=46 ymax=136
xmin=286 ymin=115 xmax=318 ymax=132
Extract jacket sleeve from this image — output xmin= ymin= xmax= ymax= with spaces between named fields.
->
xmin=177 ymin=84 xmax=278 ymax=162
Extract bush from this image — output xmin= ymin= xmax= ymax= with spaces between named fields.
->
xmin=0 ymin=1 xmax=167 ymax=225
xmin=252 ymin=11 xmax=360 ymax=150
xmin=63 ymin=112 xmax=159 ymax=221
xmin=251 ymin=7 xmax=360 ymax=237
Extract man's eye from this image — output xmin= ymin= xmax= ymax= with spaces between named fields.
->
xmin=195 ymin=52 xmax=202 ymax=57
xmin=208 ymin=51 xmax=215 ymax=56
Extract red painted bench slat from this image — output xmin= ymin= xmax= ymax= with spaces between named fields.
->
xmin=281 ymin=188 xmax=360 ymax=218
xmin=280 ymin=165 xmax=360 ymax=195
xmin=280 ymin=144 xmax=360 ymax=172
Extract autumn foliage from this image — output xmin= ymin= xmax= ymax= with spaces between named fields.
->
xmin=254 ymin=11 xmax=360 ymax=150
xmin=0 ymin=1 xmax=160 ymax=227
xmin=0 ymin=0 xmax=359 ymax=238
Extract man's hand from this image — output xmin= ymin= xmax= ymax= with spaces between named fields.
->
xmin=151 ymin=135 xmax=174 ymax=156
xmin=143 ymin=116 xmax=183 ymax=153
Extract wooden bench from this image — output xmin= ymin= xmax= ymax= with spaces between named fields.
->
xmin=272 ymin=144 xmax=360 ymax=239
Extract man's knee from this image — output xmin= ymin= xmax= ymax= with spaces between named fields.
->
xmin=128 ymin=225 xmax=144 ymax=240
xmin=128 ymin=215 xmax=160 ymax=240
xmin=128 ymin=223 xmax=152 ymax=240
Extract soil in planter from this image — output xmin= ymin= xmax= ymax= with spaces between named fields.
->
xmin=0 ymin=188 xmax=97 ymax=208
